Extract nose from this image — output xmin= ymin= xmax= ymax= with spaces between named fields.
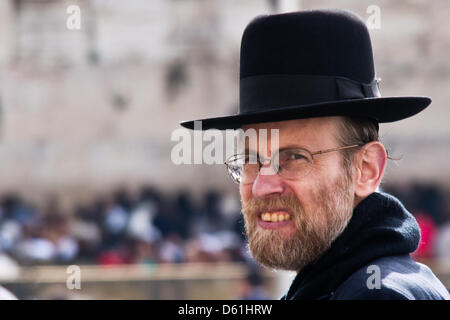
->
xmin=252 ymin=164 xmax=285 ymax=198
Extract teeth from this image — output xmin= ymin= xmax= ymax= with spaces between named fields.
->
xmin=260 ymin=212 xmax=291 ymax=222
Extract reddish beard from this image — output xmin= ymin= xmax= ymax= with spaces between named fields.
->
xmin=241 ymin=174 xmax=354 ymax=271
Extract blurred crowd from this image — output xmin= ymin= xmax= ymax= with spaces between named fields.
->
xmin=0 ymin=186 xmax=247 ymax=268
xmin=384 ymin=184 xmax=450 ymax=259
xmin=0 ymin=183 xmax=449 ymax=269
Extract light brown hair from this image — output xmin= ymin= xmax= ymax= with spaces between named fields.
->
xmin=336 ymin=116 xmax=380 ymax=176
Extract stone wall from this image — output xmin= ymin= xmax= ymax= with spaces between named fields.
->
xmin=0 ymin=0 xmax=448 ymax=207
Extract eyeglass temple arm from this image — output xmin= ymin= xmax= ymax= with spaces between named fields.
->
xmin=311 ymin=144 xmax=362 ymax=155
xmin=224 ymin=144 xmax=362 ymax=163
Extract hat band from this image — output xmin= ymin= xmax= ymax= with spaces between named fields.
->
xmin=239 ymin=74 xmax=380 ymax=113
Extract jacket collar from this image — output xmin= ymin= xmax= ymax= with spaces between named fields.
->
xmin=282 ymin=192 xmax=420 ymax=300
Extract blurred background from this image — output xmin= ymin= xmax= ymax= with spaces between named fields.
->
xmin=0 ymin=0 xmax=449 ymax=299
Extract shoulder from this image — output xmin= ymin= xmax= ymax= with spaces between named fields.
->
xmin=331 ymin=255 xmax=450 ymax=300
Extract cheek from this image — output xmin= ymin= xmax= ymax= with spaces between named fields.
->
xmin=240 ymin=183 xmax=252 ymax=203
xmin=285 ymin=179 xmax=312 ymax=206
xmin=301 ymin=159 xmax=342 ymax=191
xmin=285 ymin=174 xmax=332 ymax=216
xmin=314 ymin=154 xmax=346 ymax=179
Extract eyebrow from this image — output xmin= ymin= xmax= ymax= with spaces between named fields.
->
xmin=278 ymin=144 xmax=309 ymax=151
xmin=244 ymin=144 xmax=310 ymax=155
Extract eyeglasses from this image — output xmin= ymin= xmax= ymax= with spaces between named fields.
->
xmin=224 ymin=145 xmax=362 ymax=184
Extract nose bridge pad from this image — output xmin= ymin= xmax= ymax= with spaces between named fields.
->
xmin=259 ymin=152 xmax=280 ymax=177
xmin=259 ymin=159 xmax=278 ymax=176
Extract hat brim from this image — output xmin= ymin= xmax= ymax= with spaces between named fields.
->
xmin=180 ymin=96 xmax=431 ymax=130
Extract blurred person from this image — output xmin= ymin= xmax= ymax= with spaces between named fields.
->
xmin=219 ymin=193 xmax=242 ymax=231
xmin=16 ymin=237 xmax=56 ymax=262
xmin=412 ymin=184 xmax=446 ymax=227
xmin=184 ymin=230 xmax=244 ymax=263
xmin=187 ymin=191 xmax=219 ymax=236
xmin=180 ymin=10 xmax=450 ymax=299
xmin=101 ymin=197 xmax=129 ymax=248
xmin=0 ymin=195 xmax=38 ymax=253
xmin=42 ymin=214 xmax=79 ymax=262
xmin=127 ymin=196 xmax=162 ymax=243
xmin=127 ymin=238 xmax=158 ymax=265
xmin=158 ymin=233 xmax=185 ymax=263
xmin=16 ymin=213 xmax=78 ymax=264
xmin=173 ymin=190 xmax=196 ymax=239
xmin=184 ymin=240 xmax=211 ymax=263
xmin=113 ymin=187 xmax=136 ymax=213
xmin=0 ymin=195 xmax=36 ymax=226
xmin=97 ymin=249 xmax=128 ymax=265
xmin=236 ymin=267 xmax=272 ymax=300
xmin=435 ymin=217 xmax=450 ymax=258
xmin=199 ymin=191 xmax=225 ymax=233
xmin=412 ymin=212 xmax=438 ymax=259
xmin=153 ymin=194 xmax=186 ymax=239
xmin=70 ymin=206 xmax=102 ymax=262
xmin=184 ymin=233 xmax=224 ymax=263
xmin=0 ymin=219 xmax=23 ymax=252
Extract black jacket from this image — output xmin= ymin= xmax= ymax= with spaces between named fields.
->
xmin=282 ymin=192 xmax=450 ymax=300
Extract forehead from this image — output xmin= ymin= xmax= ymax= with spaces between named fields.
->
xmin=241 ymin=116 xmax=341 ymax=150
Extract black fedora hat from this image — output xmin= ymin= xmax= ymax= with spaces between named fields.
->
xmin=180 ymin=9 xmax=431 ymax=130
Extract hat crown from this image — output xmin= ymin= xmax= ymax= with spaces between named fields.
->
xmin=179 ymin=9 xmax=431 ymax=131
xmin=240 ymin=10 xmax=375 ymax=83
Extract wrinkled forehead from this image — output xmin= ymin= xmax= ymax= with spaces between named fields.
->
xmin=241 ymin=117 xmax=341 ymax=155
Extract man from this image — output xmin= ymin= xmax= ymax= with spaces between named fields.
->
xmin=180 ymin=10 xmax=450 ymax=299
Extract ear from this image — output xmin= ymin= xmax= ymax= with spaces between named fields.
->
xmin=353 ymin=142 xmax=387 ymax=202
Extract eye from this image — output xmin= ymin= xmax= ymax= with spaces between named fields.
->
xmin=289 ymin=153 xmax=307 ymax=160
xmin=285 ymin=151 xmax=308 ymax=161
xmin=278 ymin=150 xmax=311 ymax=168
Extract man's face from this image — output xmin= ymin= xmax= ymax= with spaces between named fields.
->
xmin=240 ymin=117 xmax=355 ymax=271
